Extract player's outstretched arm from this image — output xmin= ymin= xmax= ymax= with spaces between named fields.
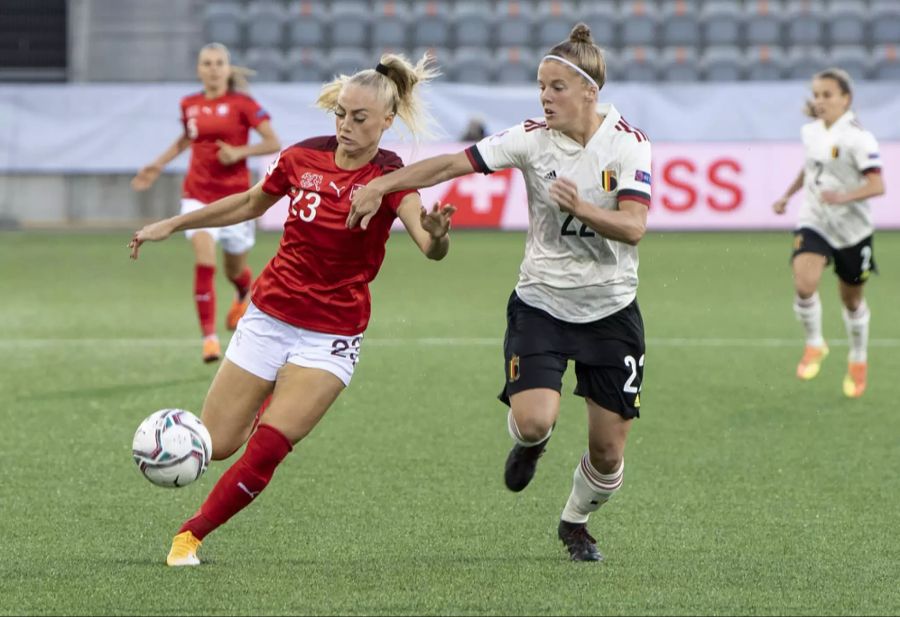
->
xmin=129 ymin=181 xmax=279 ymax=259
xmin=131 ymin=134 xmax=191 ymax=191
xmin=347 ymin=152 xmax=475 ymax=230
xmin=396 ymin=194 xmax=456 ymax=261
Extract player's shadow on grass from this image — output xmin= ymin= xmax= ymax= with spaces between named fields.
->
xmin=16 ymin=376 xmax=210 ymax=402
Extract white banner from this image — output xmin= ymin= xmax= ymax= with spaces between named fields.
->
xmin=3 ymin=82 xmax=900 ymax=172
xmin=258 ymin=142 xmax=897 ymax=232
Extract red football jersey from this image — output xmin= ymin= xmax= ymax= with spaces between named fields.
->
xmin=254 ymin=136 xmax=417 ymax=335
xmin=180 ymin=91 xmax=270 ymax=204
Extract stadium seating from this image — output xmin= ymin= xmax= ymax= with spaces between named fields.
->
xmin=494 ymin=1 xmax=535 ymax=48
xmin=411 ymin=1 xmax=452 ymax=49
xmin=701 ymin=45 xmax=745 ymax=81
xmin=744 ymin=0 xmax=784 ymax=46
xmin=199 ymin=0 xmax=900 ymax=83
xmin=371 ymin=1 xmax=411 ymax=49
xmin=659 ymin=45 xmax=701 ymax=82
xmin=328 ymin=46 xmax=369 ymax=77
xmin=745 ymin=44 xmax=787 ymax=80
xmin=452 ymin=1 xmax=494 ymax=48
xmin=828 ymin=45 xmax=870 ymax=81
xmin=870 ymin=0 xmax=900 ymax=46
xmin=619 ymin=46 xmax=659 ymax=81
xmin=660 ymin=0 xmax=701 ymax=47
xmin=785 ymin=45 xmax=829 ymax=79
xmin=619 ymin=1 xmax=659 ymax=48
xmin=245 ymin=1 xmax=285 ymax=48
xmin=329 ymin=1 xmax=370 ymax=50
xmin=578 ymin=0 xmax=619 ymax=50
xmin=785 ymin=0 xmax=825 ymax=47
xmin=495 ymin=46 xmax=539 ymax=83
xmin=535 ymin=1 xmax=578 ymax=50
xmin=871 ymin=44 xmax=900 ymax=80
xmin=827 ymin=0 xmax=868 ymax=47
xmin=244 ymin=46 xmax=286 ymax=81
xmin=204 ymin=3 xmax=244 ymax=48
xmin=286 ymin=1 xmax=326 ymax=48
xmin=446 ymin=46 xmax=494 ymax=83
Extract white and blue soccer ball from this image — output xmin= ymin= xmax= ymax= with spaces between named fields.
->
xmin=132 ymin=409 xmax=212 ymax=488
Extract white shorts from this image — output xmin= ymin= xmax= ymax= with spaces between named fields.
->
xmin=180 ymin=198 xmax=256 ymax=255
xmin=225 ymin=303 xmax=363 ymax=386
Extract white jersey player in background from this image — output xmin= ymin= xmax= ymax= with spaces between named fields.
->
xmin=347 ymin=24 xmax=652 ymax=562
xmin=773 ymin=68 xmax=885 ymax=398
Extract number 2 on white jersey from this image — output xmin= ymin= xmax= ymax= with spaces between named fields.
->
xmin=290 ymin=189 xmax=321 ymax=222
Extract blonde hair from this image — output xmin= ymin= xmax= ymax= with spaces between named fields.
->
xmin=315 ymin=52 xmax=440 ymax=141
xmin=199 ymin=42 xmax=255 ymax=93
xmin=804 ymin=67 xmax=854 ymax=118
xmin=544 ymin=23 xmax=607 ymax=91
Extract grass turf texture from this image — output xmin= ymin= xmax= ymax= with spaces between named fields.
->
xmin=1 ymin=230 xmax=898 ymax=616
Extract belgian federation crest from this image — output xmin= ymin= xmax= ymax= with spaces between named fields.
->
xmin=600 ymin=169 xmax=618 ymax=191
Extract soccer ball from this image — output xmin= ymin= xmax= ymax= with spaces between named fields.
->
xmin=132 ymin=408 xmax=212 ymax=488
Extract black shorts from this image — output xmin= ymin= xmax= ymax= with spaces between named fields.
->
xmin=499 ymin=292 xmax=646 ymax=420
xmin=792 ymin=228 xmax=877 ymax=285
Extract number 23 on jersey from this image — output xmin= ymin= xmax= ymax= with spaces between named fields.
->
xmin=289 ymin=189 xmax=321 ymax=222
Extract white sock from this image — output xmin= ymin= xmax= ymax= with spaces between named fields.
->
xmin=507 ymin=410 xmax=551 ymax=447
xmin=842 ymin=300 xmax=870 ymax=363
xmin=793 ymin=293 xmax=824 ymax=347
xmin=560 ymin=453 xmax=624 ymax=525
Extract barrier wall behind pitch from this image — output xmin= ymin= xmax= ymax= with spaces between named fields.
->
xmin=258 ymin=142 xmax=898 ymax=231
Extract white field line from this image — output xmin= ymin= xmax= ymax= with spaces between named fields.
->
xmin=1 ymin=337 xmax=900 ymax=348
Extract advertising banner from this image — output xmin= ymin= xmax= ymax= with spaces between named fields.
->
xmin=259 ymin=142 xmax=897 ymax=231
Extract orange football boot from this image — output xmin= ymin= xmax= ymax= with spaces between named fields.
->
xmin=796 ymin=343 xmax=828 ymax=380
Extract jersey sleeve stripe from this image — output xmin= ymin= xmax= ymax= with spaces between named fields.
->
xmin=618 ymin=189 xmax=651 ymax=206
xmin=465 ymin=145 xmax=492 ymax=174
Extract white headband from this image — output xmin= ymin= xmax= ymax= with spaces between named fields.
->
xmin=541 ymin=55 xmax=599 ymax=91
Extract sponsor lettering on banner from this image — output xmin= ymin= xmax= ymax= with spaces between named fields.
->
xmin=258 ymin=143 xmax=898 ymax=231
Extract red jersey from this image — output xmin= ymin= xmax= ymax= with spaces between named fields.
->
xmin=180 ymin=91 xmax=270 ymax=204
xmin=254 ymin=136 xmax=416 ymax=335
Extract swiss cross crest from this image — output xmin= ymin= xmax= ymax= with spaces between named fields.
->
xmin=349 ymin=183 xmax=366 ymax=200
xmin=300 ymin=172 xmax=322 ymax=191
xmin=216 ymin=103 xmax=229 ymax=116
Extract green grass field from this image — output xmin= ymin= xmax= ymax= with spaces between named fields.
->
xmin=1 ymin=230 xmax=898 ymax=616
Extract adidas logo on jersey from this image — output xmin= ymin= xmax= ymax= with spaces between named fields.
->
xmin=543 ymin=170 xmax=557 ymax=180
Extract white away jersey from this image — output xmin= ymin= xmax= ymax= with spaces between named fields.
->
xmin=798 ymin=110 xmax=882 ymax=248
xmin=465 ymin=103 xmax=651 ymax=323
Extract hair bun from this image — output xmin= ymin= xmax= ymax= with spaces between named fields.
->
xmin=569 ymin=23 xmax=593 ymax=44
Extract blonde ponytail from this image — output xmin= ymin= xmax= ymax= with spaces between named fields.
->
xmin=315 ymin=52 xmax=440 ymax=141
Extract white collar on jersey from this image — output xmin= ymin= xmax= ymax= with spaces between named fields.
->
xmin=549 ymin=102 xmax=620 ymax=152
xmin=821 ymin=109 xmax=856 ymax=131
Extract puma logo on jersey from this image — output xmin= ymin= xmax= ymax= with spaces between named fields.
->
xmin=329 ymin=181 xmax=346 ymax=197
xmin=543 ymin=170 xmax=557 ymax=180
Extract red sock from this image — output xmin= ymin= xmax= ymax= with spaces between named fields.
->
xmin=228 ymin=266 xmax=253 ymax=300
xmin=194 ymin=264 xmax=216 ymax=337
xmin=179 ymin=424 xmax=293 ymax=540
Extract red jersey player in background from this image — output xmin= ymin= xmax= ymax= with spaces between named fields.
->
xmin=131 ymin=42 xmax=281 ymax=363
xmin=128 ymin=52 xmax=455 ymax=566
